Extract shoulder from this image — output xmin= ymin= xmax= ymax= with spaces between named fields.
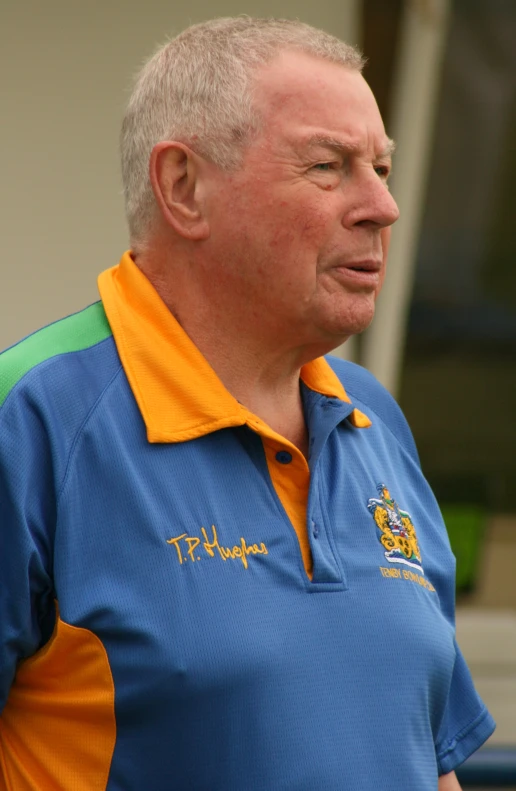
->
xmin=0 ymin=303 xmax=122 ymax=474
xmin=0 ymin=301 xmax=119 ymax=411
xmin=325 ymin=355 xmax=420 ymax=464
xmin=325 ymin=355 xmax=402 ymax=419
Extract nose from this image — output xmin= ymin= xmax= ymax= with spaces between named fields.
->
xmin=347 ymin=171 xmax=400 ymax=230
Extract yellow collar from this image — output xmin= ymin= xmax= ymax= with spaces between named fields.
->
xmin=98 ymin=252 xmax=371 ymax=443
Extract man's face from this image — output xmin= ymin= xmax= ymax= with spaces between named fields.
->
xmin=204 ymin=50 xmax=400 ymax=352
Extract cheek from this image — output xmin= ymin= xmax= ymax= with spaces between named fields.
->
xmin=223 ymin=181 xmax=334 ymax=270
xmin=251 ymin=201 xmax=327 ymax=257
xmin=277 ymin=204 xmax=333 ymax=258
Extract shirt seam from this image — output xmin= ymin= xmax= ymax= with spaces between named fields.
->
xmin=316 ymin=470 xmax=346 ymax=581
xmin=435 ymin=706 xmax=491 ymax=761
xmin=56 ymin=363 xmax=124 ymax=505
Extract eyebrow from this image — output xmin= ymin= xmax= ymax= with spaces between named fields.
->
xmin=301 ymin=134 xmax=396 ymax=160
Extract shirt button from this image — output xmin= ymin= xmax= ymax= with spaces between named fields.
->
xmin=275 ymin=450 xmax=293 ymax=464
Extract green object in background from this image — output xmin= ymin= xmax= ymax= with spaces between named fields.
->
xmin=440 ymin=505 xmax=486 ymax=592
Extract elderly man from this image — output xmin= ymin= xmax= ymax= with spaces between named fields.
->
xmin=0 ymin=16 xmax=493 ymax=791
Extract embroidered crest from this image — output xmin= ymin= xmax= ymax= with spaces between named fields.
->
xmin=367 ymin=484 xmax=424 ymax=573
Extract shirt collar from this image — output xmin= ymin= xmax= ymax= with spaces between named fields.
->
xmin=98 ymin=252 xmax=371 ymax=443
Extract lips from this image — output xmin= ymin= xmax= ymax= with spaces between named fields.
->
xmin=341 ymin=259 xmax=382 ymax=273
xmin=330 ymin=259 xmax=382 ymax=289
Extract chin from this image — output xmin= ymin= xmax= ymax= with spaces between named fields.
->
xmin=304 ymin=296 xmax=376 ymax=352
xmin=329 ymin=304 xmax=376 ymax=339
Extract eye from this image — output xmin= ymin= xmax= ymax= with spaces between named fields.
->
xmin=312 ymin=162 xmax=337 ymax=172
xmin=374 ymin=164 xmax=391 ymax=180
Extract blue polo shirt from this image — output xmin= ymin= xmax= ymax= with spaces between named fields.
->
xmin=0 ymin=252 xmax=494 ymax=790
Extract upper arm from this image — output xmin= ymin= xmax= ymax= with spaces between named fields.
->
xmin=0 ymin=389 xmax=56 ymax=711
xmin=438 ymin=771 xmax=462 ymax=790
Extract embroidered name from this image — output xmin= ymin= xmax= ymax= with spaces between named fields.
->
xmin=167 ymin=524 xmax=268 ymax=569
xmin=379 ymin=566 xmax=436 ymax=592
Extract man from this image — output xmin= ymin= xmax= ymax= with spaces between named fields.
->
xmin=0 ymin=17 xmax=494 ymax=790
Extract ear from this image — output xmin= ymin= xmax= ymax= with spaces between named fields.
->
xmin=149 ymin=141 xmax=210 ymax=241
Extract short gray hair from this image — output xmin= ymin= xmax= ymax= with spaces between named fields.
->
xmin=120 ymin=16 xmax=365 ymax=245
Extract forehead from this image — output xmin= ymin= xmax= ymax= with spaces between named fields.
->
xmin=252 ymin=50 xmax=389 ymax=155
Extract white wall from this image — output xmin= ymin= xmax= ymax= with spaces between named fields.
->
xmin=1 ymin=0 xmax=359 ymax=349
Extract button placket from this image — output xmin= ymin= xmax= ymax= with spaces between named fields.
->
xmin=306 ymin=465 xmax=344 ymax=586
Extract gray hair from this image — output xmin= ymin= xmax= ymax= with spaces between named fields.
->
xmin=120 ymin=16 xmax=365 ymax=245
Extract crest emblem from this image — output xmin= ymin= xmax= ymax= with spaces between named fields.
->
xmin=367 ymin=484 xmax=423 ymax=573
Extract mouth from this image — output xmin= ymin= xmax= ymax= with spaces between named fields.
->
xmin=329 ymin=259 xmax=383 ymax=290
xmin=342 ymin=259 xmax=382 ymax=273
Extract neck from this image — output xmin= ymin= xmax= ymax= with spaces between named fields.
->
xmin=135 ymin=250 xmax=317 ymax=455
xmin=176 ymin=309 xmax=311 ymax=455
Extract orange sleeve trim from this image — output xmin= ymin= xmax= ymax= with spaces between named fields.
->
xmin=0 ymin=612 xmax=116 ymax=791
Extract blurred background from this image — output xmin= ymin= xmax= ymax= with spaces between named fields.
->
xmin=2 ymin=0 xmax=515 ymax=785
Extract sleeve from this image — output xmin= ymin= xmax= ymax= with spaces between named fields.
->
xmin=0 ymin=386 xmax=57 ymax=713
xmin=435 ymin=638 xmax=496 ymax=774
xmin=328 ymin=359 xmax=497 ymax=772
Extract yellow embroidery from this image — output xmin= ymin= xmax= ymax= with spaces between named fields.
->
xmin=167 ymin=525 xmax=268 ymax=569
xmin=379 ymin=566 xmax=402 ymax=578
xmin=373 ymin=505 xmax=422 ymax=563
xmin=379 ymin=566 xmax=435 ymax=592
xmin=368 ymin=484 xmax=424 ymax=574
